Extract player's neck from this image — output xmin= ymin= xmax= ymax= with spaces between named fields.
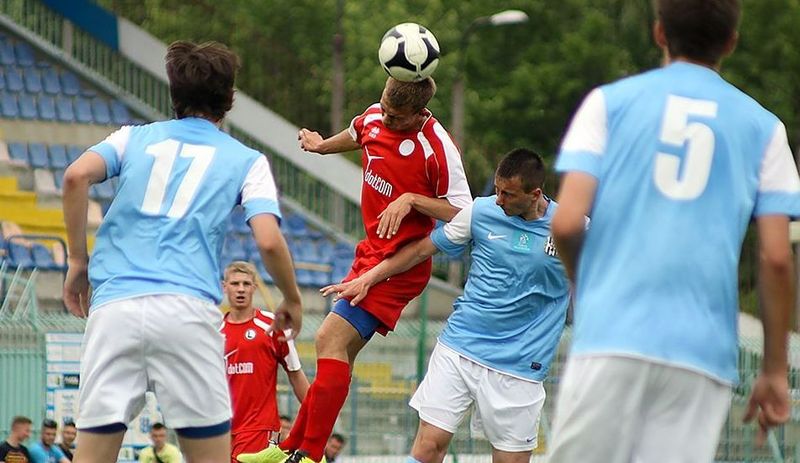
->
xmin=521 ymin=195 xmax=549 ymax=221
xmin=227 ymin=306 xmax=256 ymax=323
xmin=6 ymin=436 xmax=20 ymax=446
xmin=667 ymin=56 xmax=721 ymax=72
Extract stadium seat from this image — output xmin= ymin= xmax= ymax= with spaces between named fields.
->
xmin=1 ymin=92 xmax=18 ymax=118
xmin=55 ymin=96 xmax=75 ymax=122
xmin=81 ymin=88 xmax=97 ymax=98
xmin=0 ymin=42 xmax=15 ymax=66
xmin=60 ymin=71 xmax=80 ymax=96
xmin=36 ymin=60 xmax=51 ymax=68
xmin=48 ymin=144 xmax=68 ymax=169
xmin=23 ymin=68 xmax=41 ymax=93
xmin=7 ymin=242 xmax=34 ymax=269
xmin=28 ymin=143 xmax=47 ymax=168
xmin=33 ymin=168 xmax=57 ymax=196
xmin=66 ymin=145 xmax=83 ymax=164
xmin=4 ymin=66 xmax=23 ymax=92
xmin=74 ymin=96 xmax=93 ymax=123
xmin=7 ymin=142 xmax=27 ymax=164
xmin=53 ymin=168 xmax=64 ymax=191
xmin=295 ymin=269 xmax=314 ymax=287
xmin=41 ymin=67 xmax=61 ymax=94
xmin=285 ymin=214 xmax=310 ymax=238
xmin=229 ymin=207 xmax=250 ymax=234
xmin=18 ymin=93 xmax=36 ymax=119
xmin=37 ymin=94 xmax=56 ymax=121
xmin=91 ymin=98 xmax=111 ymax=124
xmin=316 ymin=240 xmax=335 ymax=264
xmin=310 ymin=270 xmax=330 ymax=287
xmin=110 ymin=99 xmax=131 ymax=125
xmin=31 ymin=243 xmax=60 ymax=270
xmin=223 ymin=236 xmax=247 ymax=261
xmin=0 ymin=71 xmax=6 ymax=91
xmin=14 ymin=42 xmax=35 ymax=67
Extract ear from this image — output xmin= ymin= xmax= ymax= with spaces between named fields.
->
xmin=653 ymin=20 xmax=669 ymax=52
xmin=722 ymin=31 xmax=738 ymax=58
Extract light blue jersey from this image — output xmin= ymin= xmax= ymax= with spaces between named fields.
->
xmin=430 ymin=196 xmax=570 ymax=382
xmin=88 ymin=117 xmax=281 ymax=307
xmin=28 ymin=441 xmax=66 ymax=463
xmin=556 ymin=62 xmax=800 ymax=383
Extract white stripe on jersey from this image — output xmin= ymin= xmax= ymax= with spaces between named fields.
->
xmin=431 ymin=122 xmax=472 ymax=208
xmin=417 ymin=131 xmax=435 ymax=159
xmin=253 ymin=317 xmax=273 ymax=334
xmin=363 ymin=113 xmax=382 ymax=126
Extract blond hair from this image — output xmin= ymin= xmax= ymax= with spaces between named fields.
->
xmin=384 ymin=76 xmax=436 ymax=112
xmin=224 ymin=261 xmax=258 ymax=282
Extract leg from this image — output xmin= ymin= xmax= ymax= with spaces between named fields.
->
xmin=633 ymin=364 xmax=732 ymax=463
xmin=409 ymin=420 xmax=454 ymax=463
xmin=72 ymin=429 xmax=125 ymax=463
xmin=548 ymin=356 xmax=650 ymax=463
xmin=179 ymin=432 xmax=231 ymax=463
xmin=490 ymin=448 xmax=531 ymax=463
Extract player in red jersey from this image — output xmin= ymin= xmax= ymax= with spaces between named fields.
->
xmin=222 ymin=262 xmax=310 ymax=463
xmin=239 ymin=77 xmax=471 ymax=463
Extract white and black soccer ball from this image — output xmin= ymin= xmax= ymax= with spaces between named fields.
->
xmin=378 ymin=23 xmax=440 ymax=82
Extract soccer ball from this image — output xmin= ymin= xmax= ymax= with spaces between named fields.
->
xmin=378 ymin=23 xmax=440 ymax=82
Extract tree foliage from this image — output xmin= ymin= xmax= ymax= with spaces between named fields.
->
xmin=98 ymin=0 xmax=800 ymax=193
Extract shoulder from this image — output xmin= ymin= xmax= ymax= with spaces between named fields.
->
xmin=164 ymin=443 xmax=182 ymax=457
xmin=139 ymin=446 xmax=154 ymax=456
xmin=254 ymin=310 xmax=275 ymax=332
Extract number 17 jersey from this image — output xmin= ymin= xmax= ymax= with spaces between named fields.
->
xmin=88 ymin=117 xmax=281 ymax=308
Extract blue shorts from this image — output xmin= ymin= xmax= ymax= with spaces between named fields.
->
xmin=331 ymin=298 xmax=381 ymax=340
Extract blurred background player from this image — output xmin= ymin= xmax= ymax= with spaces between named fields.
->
xmin=550 ymin=0 xmax=800 ymax=461
xmin=322 ymin=434 xmax=346 ymax=463
xmin=326 ymin=149 xmax=569 ymax=463
xmin=221 ymin=262 xmax=310 ymax=463
xmin=62 ymin=40 xmax=302 ymax=463
xmin=240 ymin=76 xmax=471 ymax=463
xmin=28 ymin=420 xmax=69 ymax=463
xmin=57 ymin=421 xmax=76 ymax=461
xmin=138 ymin=423 xmax=181 ymax=463
xmin=0 ymin=416 xmax=32 ymax=463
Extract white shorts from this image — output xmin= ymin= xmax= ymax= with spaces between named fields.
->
xmin=77 ymin=294 xmax=232 ymax=430
xmin=548 ymin=355 xmax=732 ymax=463
xmin=409 ymin=342 xmax=545 ymax=452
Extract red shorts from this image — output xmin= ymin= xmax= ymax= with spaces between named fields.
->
xmin=344 ymin=256 xmax=431 ymax=335
xmin=231 ymin=430 xmax=271 ymax=463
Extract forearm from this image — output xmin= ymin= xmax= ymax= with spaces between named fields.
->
xmin=316 ymin=130 xmax=360 ymax=155
xmin=287 ymin=370 xmax=310 ymax=402
xmin=552 ymin=226 xmax=584 ymax=283
xmin=363 ymin=238 xmax=438 ymax=286
xmin=758 ymin=251 xmax=794 ymax=374
xmin=62 ymin=174 xmax=91 ymax=260
xmin=406 ymin=194 xmax=460 ymax=222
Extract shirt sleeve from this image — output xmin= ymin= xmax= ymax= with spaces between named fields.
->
xmin=423 ymin=122 xmax=472 ymax=208
xmin=347 ymin=104 xmax=381 ymax=145
xmin=754 ymin=121 xmax=800 ymax=217
xmin=430 ymin=202 xmax=473 ymax=256
xmin=240 ymin=156 xmax=282 ymax=223
xmin=88 ymin=125 xmax=132 ymax=179
xmin=556 ymin=88 xmax=608 ymax=178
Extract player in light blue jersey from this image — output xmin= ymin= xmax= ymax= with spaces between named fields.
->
xmin=323 ymin=149 xmax=570 ymax=463
xmin=62 ymin=41 xmax=302 ymax=463
xmin=549 ymin=1 xmax=800 ymax=462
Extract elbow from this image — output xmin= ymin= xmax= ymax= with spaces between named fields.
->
xmin=255 ymin=234 xmax=282 ymax=254
xmin=761 ymin=248 xmax=794 ymax=276
xmin=63 ymin=164 xmax=92 ymax=189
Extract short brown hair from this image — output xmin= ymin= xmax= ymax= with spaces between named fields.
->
xmin=165 ymin=40 xmax=240 ymax=122
xmin=11 ymin=416 xmax=32 ymax=428
xmin=224 ymin=261 xmax=258 ymax=283
xmin=496 ymin=148 xmax=546 ymax=193
xmin=383 ymin=77 xmax=436 ymax=113
xmin=657 ymin=0 xmax=740 ymax=65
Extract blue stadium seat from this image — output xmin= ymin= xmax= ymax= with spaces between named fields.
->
xmin=110 ymin=100 xmax=131 ymax=125
xmin=296 ymin=269 xmax=314 ymax=287
xmin=81 ymin=88 xmax=97 ymax=98
xmin=254 ymin=260 xmax=274 ymax=284
xmin=53 ymin=169 xmax=65 ymax=190
xmin=7 ymin=142 xmax=27 ymax=164
xmin=48 ymin=144 xmax=68 ymax=169
xmin=60 ymin=71 xmax=80 ymax=96
xmin=223 ymin=236 xmax=248 ymax=261
xmin=14 ymin=42 xmax=35 ymax=67
xmin=8 ymin=243 xmax=34 ymax=269
xmin=1 ymin=92 xmax=18 ymax=118
xmin=18 ymin=93 xmax=36 ymax=119
xmin=4 ymin=67 xmax=22 ymax=92
xmin=31 ymin=243 xmax=60 ymax=270
xmin=229 ymin=207 xmax=250 ymax=234
xmin=42 ymin=67 xmax=61 ymax=94
xmin=55 ymin=95 xmax=74 ymax=122
xmin=37 ymin=95 xmax=56 ymax=121
xmin=28 ymin=143 xmax=48 ymax=168
xmin=23 ymin=68 xmax=41 ymax=93
xmin=91 ymin=98 xmax=111 ymax=124
xmin=310 ymin=270 xmax=330 ymax=287
xmin=74 ymin=97 xmax=93 ymax=123
xmin=36 ymin=60 xmax=51 ymax=69
xmin=316 ymin=240 xmax=335 ymax=264
xmin=0 ymin=42 xmax=15 ymax=66
xmin=285 ymin=214 xmax=310 ymax=238
xmin=0 ymin=71 xmax=6 ymax=91
xmin=66 ymin=145 xmax=83 ymax=164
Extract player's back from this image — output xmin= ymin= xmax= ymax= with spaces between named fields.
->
xmin=89 ymin=118 xmax=277 ymax=307
xmin=559 ymin=62 xmax=800 ymax=383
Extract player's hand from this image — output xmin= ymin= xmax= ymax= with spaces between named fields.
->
xmin=320 ymin=277 xmax=372 ymax=307
xmin=377 ymin=193 xmax=414 ymax=239
xmin=298 ymin=129 xmax=324 ymax=154
xmin=63 ymin=257 xmax=90 ymax=318
xmin=273 ymin=299 xmax=302 ymax=341
xmin=743 ymin=371 xmax=790 ymax=445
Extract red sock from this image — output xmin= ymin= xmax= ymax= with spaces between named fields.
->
xmin=298 ymin=358 xmax=351 ymax=462
xmin=280 ymin=386 xmax=313 ymax=451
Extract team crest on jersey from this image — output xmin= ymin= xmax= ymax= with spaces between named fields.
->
xmin=512 ymin=231 xmax=532 ymax=252
xmin=369 ymin=127 xmax=380 ymax=139
xmin=543 ymin=236 xmax=558 ymax=257
xmin=245 ymin=329 xmax=256 ymax=340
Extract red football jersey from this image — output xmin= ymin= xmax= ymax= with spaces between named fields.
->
xmin=346 ymin=104 xmax=471 ymax=332
xmin=221 ymin=310 xmax=302 ymax=434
